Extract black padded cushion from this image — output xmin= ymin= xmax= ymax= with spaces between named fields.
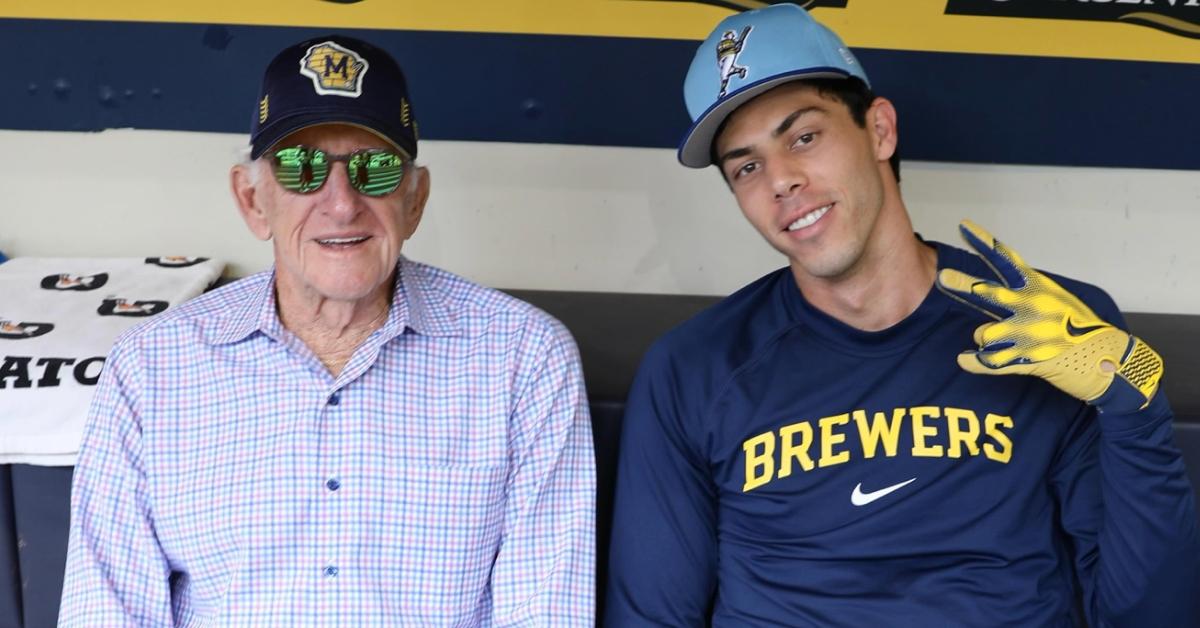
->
xmin=1124 ymin=312 xmax=1200 ymax=421
xmin=505 ymin=290 xmax=718 ymax=403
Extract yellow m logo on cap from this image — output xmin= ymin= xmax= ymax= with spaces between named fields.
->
xmin=299 ymin=41 xmax=370 ymax=97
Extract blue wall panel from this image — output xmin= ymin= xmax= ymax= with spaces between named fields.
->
xmin=6 ymin=19 xmax=1199 ymax=170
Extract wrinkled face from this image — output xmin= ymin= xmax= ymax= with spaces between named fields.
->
xmin=714 ymin=83 xmax=894 ymax=282
xmin=232 ymin=124 xmax=429 ymax=307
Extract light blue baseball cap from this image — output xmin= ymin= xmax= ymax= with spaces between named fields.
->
xmin=678 ymin=4 xmax=870 ymax=168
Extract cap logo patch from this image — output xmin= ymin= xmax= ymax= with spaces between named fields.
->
xmin=716 ymin=25 xmax=752 ymax=98
xmin=259 ymin=95 xmax=270 ymax=123
xmin=299 ymin=41 xmax=370 ymax=97
xmin=400 ymin=98 xmax=412 ymax=127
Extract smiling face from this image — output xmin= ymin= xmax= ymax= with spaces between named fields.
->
xmin=231 ymin=123 xmax=429 ymax=310
xmin=714 ymin=82 xmax=898 ymax=284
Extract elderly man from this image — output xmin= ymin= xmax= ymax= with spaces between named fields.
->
xmin=607 ymin=5 xmax=1198 ymax=627
xmin=59 ymin=35 xmax=594 ymax=625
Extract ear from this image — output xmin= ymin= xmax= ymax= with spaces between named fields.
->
xmin=401 ymin=166 xmax=431 ymax=240
xmin=866 ymin=97 xmax=898 ymax=164
xmin=230 ymin=163 xmax=272 ymax=241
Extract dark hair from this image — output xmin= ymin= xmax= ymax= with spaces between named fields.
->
xmin=711 ymin=77 xmax=901 ymax=183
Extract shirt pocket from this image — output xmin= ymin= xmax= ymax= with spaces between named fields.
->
xmin=370 ymin=461 xmax=509 ymax=622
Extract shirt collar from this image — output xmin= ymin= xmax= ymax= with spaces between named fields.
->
xmin=205 ymin=257 xmax=461 ymax=346
xmin=204 ymin=270 xmax=273 ymax=346
xmin=392 ymin=256 xmax=462 ymax=338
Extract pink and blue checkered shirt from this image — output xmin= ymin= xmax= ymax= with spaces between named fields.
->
xmin=59 ymin=258 xmax=595 ymax=626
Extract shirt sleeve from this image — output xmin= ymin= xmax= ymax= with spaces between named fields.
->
xmin=1050 ymin=300 xmax=1200 ymax=627
xmin=605 ymin=342 xmax=717 ymax=627
xmin=59 ymin=339 xmax=174 ymax=626
xmin=489 ymin=318 xmax=595 ymax=627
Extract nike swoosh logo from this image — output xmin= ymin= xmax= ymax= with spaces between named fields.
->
xmin=851 ymin=478 xmax=917 ymax=507
xmin=1066 ymin=317 xmax=1107 ymax=337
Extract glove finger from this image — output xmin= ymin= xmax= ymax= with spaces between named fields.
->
xmin=975 ymin=345 xmax=1029 ymax=369
xmin=957 ymin=350 xmax=1038 ymax=375
xmin=970 ymin=322 xmax=1024 ymax=351
xmin=958 ymin=220 xmax=1031 ymax=289
xmin=1029 ymin=271 xmax=1107 ymax=326
xmin=972 ymin=322 xmax=994 ymax=346
xmin=937 ymin=269 xmax=1013 ymax=319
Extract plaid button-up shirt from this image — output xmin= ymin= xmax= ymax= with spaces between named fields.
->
xmin=59 ymin=257 xmax=595 ymax=626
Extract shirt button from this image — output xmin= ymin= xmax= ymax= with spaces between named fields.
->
xmin=328 ymin=392 xmax=341 ymax=406
xmin=325 ymin=478 xmax=341 ymax=492
xmin=324 ymin=565 xmax=338 ymax=577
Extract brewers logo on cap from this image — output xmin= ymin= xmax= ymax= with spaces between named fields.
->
xmin=300 ymin=41 xmax=370 ymax=97
xmin=716 ymin=26 xmax=752 ymax=98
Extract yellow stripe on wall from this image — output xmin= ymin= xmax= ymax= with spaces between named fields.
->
xmin=4 ymin=0 xmax=1198 ymax=64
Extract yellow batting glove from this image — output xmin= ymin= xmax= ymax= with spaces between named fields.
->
xmin=936 ymin=220 xmax=1163 ymax=414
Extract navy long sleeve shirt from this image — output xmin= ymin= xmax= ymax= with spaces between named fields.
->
xmin=607 ymin=242 xmax=1199 ymax=627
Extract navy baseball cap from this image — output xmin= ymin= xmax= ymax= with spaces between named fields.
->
xmin=678 ymin=4 xmax=869 ymax=168
xmin=250 ymin=35 xmax=418 ymax=160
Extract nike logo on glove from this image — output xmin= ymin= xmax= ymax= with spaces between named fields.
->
xmin=851 ymin=478 xmax=917 ymax=506
xmin=1065 ymin=317 xmax=1107 ymax=337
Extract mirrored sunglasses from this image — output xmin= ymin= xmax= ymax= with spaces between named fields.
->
xmin=271 ymin=146 xmax=406 ymax=197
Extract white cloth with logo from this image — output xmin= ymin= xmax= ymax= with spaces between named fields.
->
xmin=0 ymin=257 xmax=224 ymax=465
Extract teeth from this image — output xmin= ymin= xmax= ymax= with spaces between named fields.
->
xmin=787 ymin=204 xmax=832 ymax=231
xmin=318 ymin=236 xmax=368 ymax=245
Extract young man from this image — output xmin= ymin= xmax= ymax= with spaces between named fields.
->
xmin=59 ymin=35 xmax=594 ymax=625
xmin=606 ymin=5 xmax=1198 ymax=626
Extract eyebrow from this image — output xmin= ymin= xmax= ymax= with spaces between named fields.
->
xmin=716 ymin=105 xmax=828 ymax=168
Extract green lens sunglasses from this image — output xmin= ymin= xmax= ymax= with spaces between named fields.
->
xmin=271 ymin=146 xmax=407 ymax=197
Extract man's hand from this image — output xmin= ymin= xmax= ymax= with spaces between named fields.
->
xmin=936 ymin=220 xmax=1163 ymax=414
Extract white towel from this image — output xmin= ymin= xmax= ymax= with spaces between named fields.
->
xmin=0 ymin=256 xmax=224 ymax=465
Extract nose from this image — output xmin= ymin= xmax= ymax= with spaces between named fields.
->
xmin=319 ymin=162 xmax=364 ymax=221
xmin=769 ymin=158 xmax=807 ymax=200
